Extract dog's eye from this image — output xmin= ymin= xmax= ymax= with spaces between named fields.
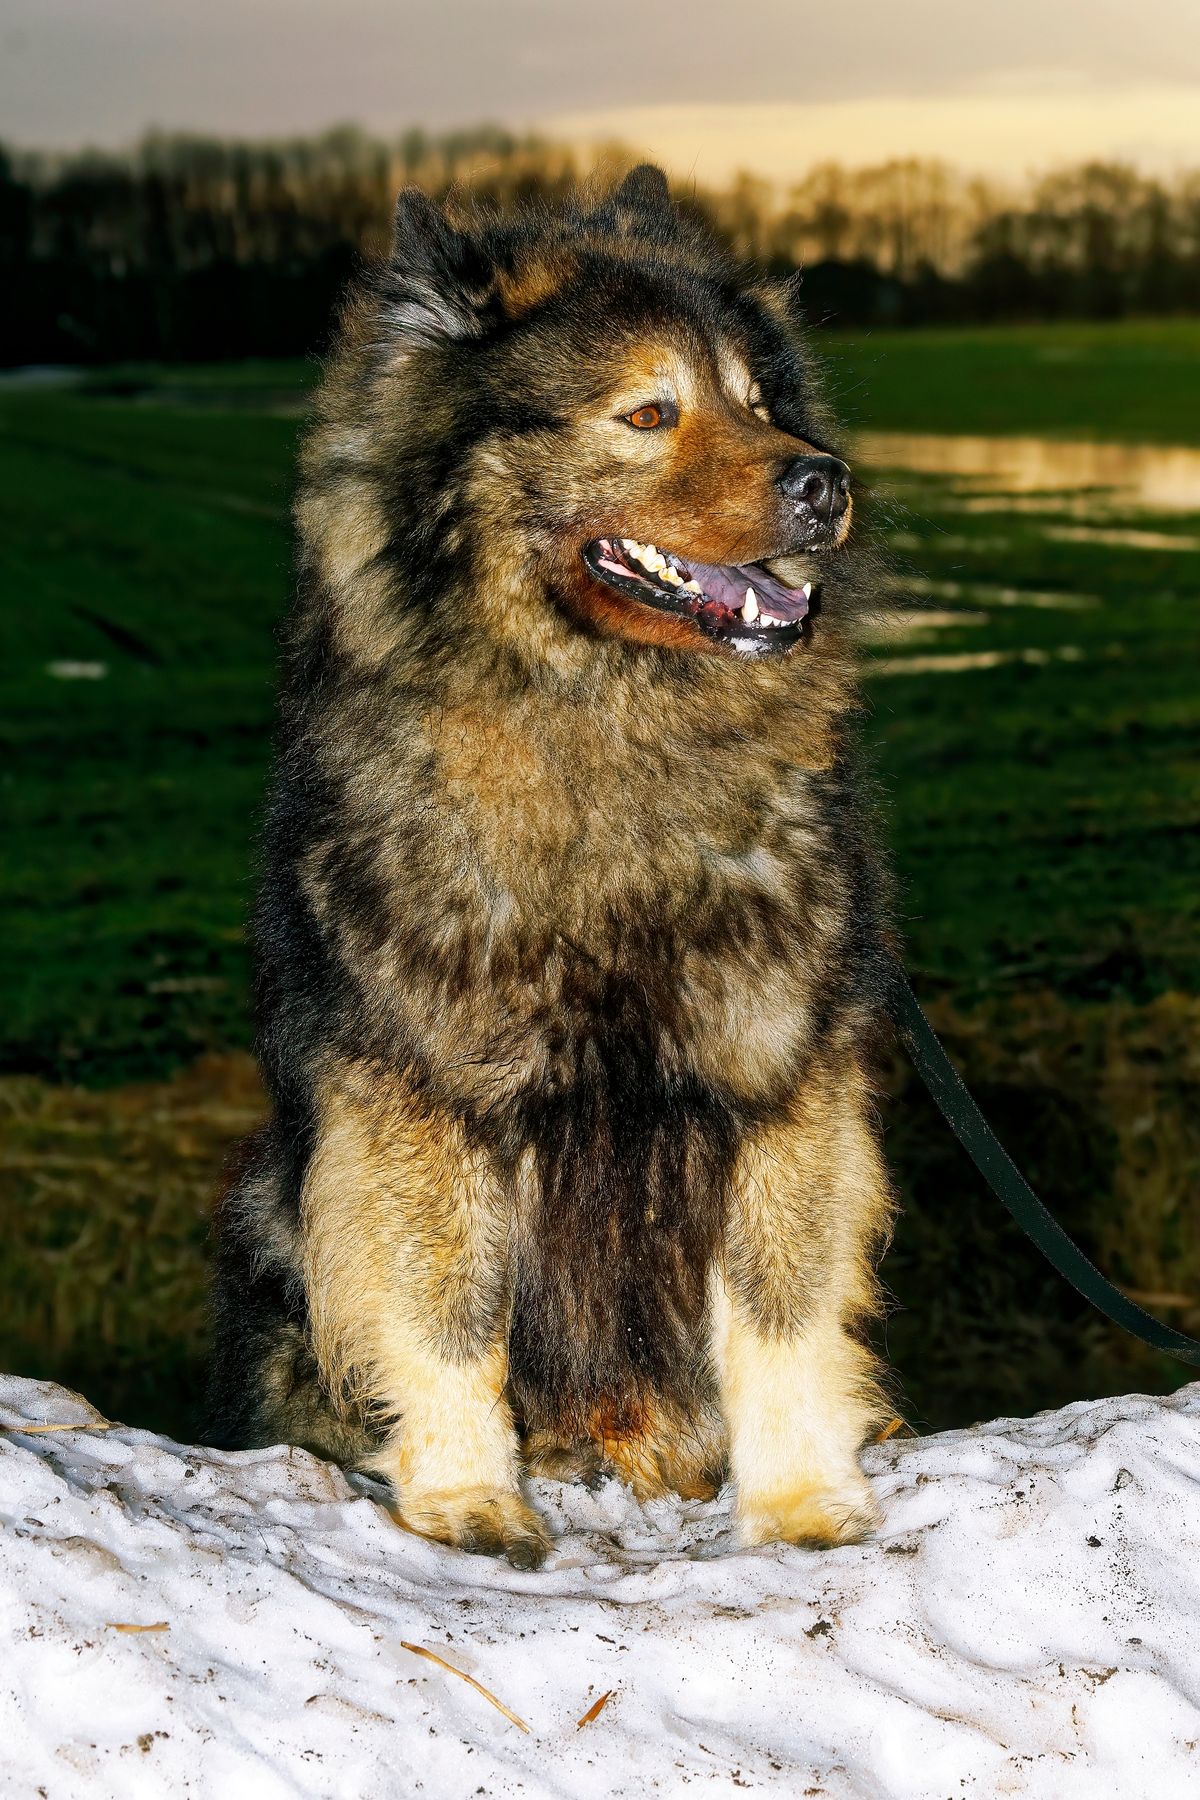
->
xmin=624 ymin=402 xmax=672 ymax=430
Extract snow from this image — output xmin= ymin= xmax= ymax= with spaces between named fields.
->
xmin=2 ymin=1374 xmax=1199 ymax=1799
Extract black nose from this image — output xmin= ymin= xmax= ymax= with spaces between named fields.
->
xmin=778 ymin=455 xmax=851 ymax=526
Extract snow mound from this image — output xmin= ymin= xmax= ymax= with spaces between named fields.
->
xmin=2 ymin=1374 xmax=1199 ymax=1798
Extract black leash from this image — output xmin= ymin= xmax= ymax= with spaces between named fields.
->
xmin=890 ymin=968 xmax=1200 ymax=1369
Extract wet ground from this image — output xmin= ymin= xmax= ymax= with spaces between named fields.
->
xmin=855 ymin=426 xmax=1200 ymax=671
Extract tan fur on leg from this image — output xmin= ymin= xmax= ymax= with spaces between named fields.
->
xmin=712 ymin=1279 xmax=883 ymax=1546
xmin=301 ymin=1061 xmax=548 ymax=1566
xmin=714 ymin=1057 xmax=893 ymax=1548
xmin=369 ymin=1331 xmax=547 ymax=1567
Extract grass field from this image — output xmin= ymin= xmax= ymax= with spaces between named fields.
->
xmin=2 ymin=318 xmax=1199 ymax=1439
xmin=824 ymin=318 xmax=1200 ymax=444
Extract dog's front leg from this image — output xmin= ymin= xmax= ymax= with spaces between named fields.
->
xmin=712 ymin=1062 xmax=893 ymax=1548
xmin=300 ymin=1063 xmax=548 ymax=1568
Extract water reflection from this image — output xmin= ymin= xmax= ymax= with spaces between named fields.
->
xmin=1044 ymin=524 xmax=1200 ymax=551
xmin=859 ymin=432 xmax=1200 ymax=512
xmin=864 ymin=608 xmax=989 ymax=641
xmin=873 ymin=645 xmax=1087 ymax=676
xmin=888 ymin=576 xmax=1097 ymax=610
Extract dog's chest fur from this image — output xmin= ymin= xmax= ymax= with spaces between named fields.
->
xmin=305 ymin=667 xmax=849 ymax=1119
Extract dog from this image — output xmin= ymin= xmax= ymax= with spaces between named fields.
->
xmin=208 ymin=165 xmax=895 ymax=1567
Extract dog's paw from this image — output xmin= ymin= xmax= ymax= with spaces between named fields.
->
xmin=391 ymin=1487 xmax=551 ymax=1569
xmin=737 ymin=1473 xmax=879 ymax=1550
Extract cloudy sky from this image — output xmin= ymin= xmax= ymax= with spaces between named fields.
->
xmin=4 ymin=0 xmax=1199 ymax=180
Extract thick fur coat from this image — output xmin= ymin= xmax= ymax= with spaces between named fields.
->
xmin=208 ymin=166 xmax=896 ymax=1565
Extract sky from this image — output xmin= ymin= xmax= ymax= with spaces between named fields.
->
xmin=3 ymin=0 xmax=1200 ymax=181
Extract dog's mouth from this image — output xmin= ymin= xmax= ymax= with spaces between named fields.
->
xmin=582 ymin=537 xmax=815 ymax=656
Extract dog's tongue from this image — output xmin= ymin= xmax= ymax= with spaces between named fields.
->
xmin=687 ymin=558 xmax=810 ymax=623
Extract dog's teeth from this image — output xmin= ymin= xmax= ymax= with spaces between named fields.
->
xmin=621 ymin=538 xmax=639 ymax=554
xmin=684 ymin=580 xmax=703 ymax=595
xmin=801 ymin=582 xmax=812 ymax=600
xmin=742 ymin=587 xmax=759 ymax=623
xmin=661 ymin=565 xmax=682 ymax=586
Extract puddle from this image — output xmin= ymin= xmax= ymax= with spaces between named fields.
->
xmin=125 ymin=386 xmax=309 ymax=415
xmin=887 ymin=530 xmax=1014 ymax=554
xmin=1043 ymin=524 xmax=1200 ymax=552
xmin=886 ymin=576 xmax=1096 ymax=610
xmin=864 ymin=609 xmax=990 ymax=641
xmin=46 ymin=660 xmax=108 ymax=680
xmin=872 ymin=645 xmax=1086 ymax=677
xmin=0 ymin=366 xmax=310 ymax=416
xmin=858 ymin=432 xmax=1200 ymax=512
xmin=0 ymin=365 xmax=83 ymax=392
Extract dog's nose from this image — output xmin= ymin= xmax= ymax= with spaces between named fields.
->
xmin=778 ymin=455 xmax=851 ymax=526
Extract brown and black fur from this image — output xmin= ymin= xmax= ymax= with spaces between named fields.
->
xmin=208 ymin=166 xmax=896 ymax=1564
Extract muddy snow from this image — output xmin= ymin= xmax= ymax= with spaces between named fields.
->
xmin=2 ymin=1373 xmax=1198 ymax=1798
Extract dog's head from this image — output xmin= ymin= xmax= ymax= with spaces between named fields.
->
xmin=309 ymin=166 xmax=855 ymax=665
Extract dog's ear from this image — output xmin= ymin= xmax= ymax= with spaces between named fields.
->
xmin=611 ymin=164 xmax=673 ymax=217
xmin=384 ymin=188 xmax=491 ymax=348
xmin=597 ymin=163 xmax=679 ymax=235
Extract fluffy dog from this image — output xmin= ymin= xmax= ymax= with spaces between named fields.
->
xmin=208 ymin=165 xmax=895 ymax=1567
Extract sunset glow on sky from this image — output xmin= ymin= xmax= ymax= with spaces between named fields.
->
xmin=4 ymin=0 xmax=1198 ymax=180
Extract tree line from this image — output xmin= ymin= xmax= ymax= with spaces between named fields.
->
xmin=3 ymin=126 xmax=1199 ymax=363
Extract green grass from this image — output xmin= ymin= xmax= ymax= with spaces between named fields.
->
xmin=823 ymin=318 xmax=1200 ymax=443
xmin=2 ymin=318 xmax=1199 ymax=1435
xmin=0 ymin=389 xmax=296 ymax=1078
xmin=862 ymin=477 xmax=1200 ymax=1002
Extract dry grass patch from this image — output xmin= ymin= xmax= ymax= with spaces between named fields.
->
xmin=0 ymin=1054 xmax=264 ymax=1436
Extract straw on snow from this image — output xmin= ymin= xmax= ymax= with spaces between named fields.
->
xmin=401 ymin=1641 xmax=531 ymax=1734
xmin=576 ymin=1690 xmax=614 ymax=1728
xmin=2 ymin=1420 xmax=116 ymax=1434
